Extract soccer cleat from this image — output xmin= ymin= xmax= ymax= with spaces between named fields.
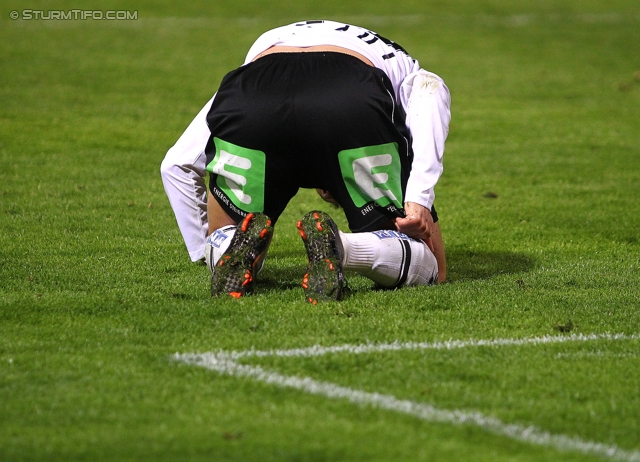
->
xmin=211 ymin=213 xmax=273 ymax=298
xmin=297 ymin=211 xmax=345 ymax=303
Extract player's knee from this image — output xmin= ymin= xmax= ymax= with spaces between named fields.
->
xmin=340 ymin=231 xmax=438 ymax=289
xmin=370 ymin=236 xmax=438 ymax=288
xmin=403 ymin=240 xmax=438 ymax=286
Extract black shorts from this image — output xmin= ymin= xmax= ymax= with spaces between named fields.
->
xmin=205 ymin=52 xmax=417 ymax=232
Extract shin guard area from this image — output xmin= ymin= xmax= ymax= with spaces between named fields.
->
xmin=340 ymin=230 xmax=438 ymax=288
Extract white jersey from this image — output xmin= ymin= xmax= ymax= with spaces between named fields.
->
xmin=161 ymin=21 xmax=451 ymax=262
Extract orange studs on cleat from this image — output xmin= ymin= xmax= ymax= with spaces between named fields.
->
xmin=297 ymin=221 xmax=308 ymax=240
xmin=297 ymin=210 xmax=344 ymax=304
xmin=211 ymin=212 xmax=274 ymax=299
xmin=242 ymin=270 xmax=253 ymax=287
xmin=241 ymin=213 xmax=254 ymax=232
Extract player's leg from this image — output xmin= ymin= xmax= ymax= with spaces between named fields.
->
xmin=297 ymin=210 xmax=439 ymax=303
xmin=297 ymin=211 xmax=345 ymax=304
xmin=316 ymin=190 xmax=446 ymax=284
xmin=204 ymin=57 xmax=304 ymax=297
xmin=209 ymin=211 xmax=273 ymax=298
xmin=339 ymin=228 xmax=438 ymax=288
xmin=204 ymin=190 xmax=274 ymax=298
xmin=203 ymin=192 xmax=253 ymax=271
xmin=297 ymin=56 xmax=440 ymax=298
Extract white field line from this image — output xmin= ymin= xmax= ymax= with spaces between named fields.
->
xmin=206 ymin=332 xmax=640 ymax=361
xmin=175 ymin=333 xmax=640 ymax=462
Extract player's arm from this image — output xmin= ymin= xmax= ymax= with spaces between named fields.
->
xmin=400 ymin=70 xmax=451 ymax=215
xmin=160 ymin=95 xmax=216 ymax=262
xmin=395 ymin=70 xmax=450 ymax=282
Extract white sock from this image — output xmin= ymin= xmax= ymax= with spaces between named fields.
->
xmin=204 ymin=225 xmax=236 ymax=273
xmin=339 ymin=230 xmax=438 ymax=287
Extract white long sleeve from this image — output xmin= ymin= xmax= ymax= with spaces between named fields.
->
xmin=160 ymin=95 xmax=215 ymax=262
xmin=400 ymin=70 xmax=451 ymax=210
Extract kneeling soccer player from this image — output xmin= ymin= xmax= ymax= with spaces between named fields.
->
xmin=160 ymin=20 xmax=451 ymax=302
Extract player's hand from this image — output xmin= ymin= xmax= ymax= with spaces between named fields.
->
xmin=394 ymin=202 xmax=434 ymax=252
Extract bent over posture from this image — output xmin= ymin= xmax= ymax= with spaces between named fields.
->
xmin=161 ymin=20 xmax=451 ymax=302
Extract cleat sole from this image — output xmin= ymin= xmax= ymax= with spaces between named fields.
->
xmin=211 ymin=213 xmax=273 ymax=298
xmin=298 ymin=210 xmax=345 ymax=303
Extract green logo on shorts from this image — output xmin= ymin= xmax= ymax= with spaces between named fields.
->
xmin=338 ymin=143 xmax=403 ymax=209
xmin=206 ymin=138 xmax=266 ymax=212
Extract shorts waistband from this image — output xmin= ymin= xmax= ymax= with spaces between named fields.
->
xmin=252 ymin=50 xmax=371 ymax=66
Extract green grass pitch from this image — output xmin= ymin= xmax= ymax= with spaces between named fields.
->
xmin=1 ymin=1 xmax=639 ymax=461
